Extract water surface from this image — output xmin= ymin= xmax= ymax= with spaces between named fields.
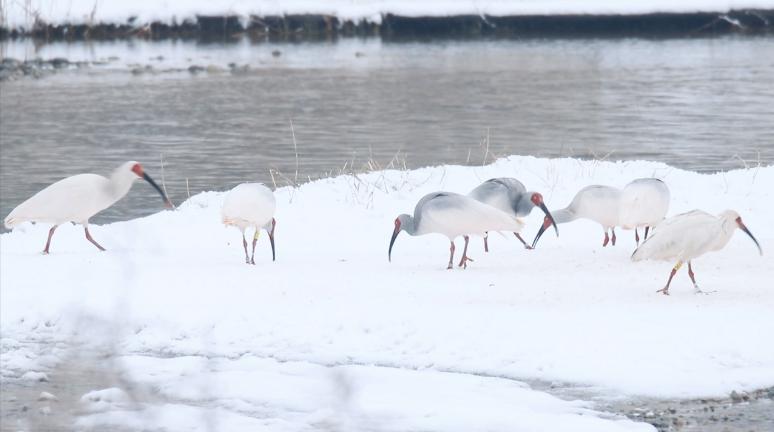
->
xmin=1 ymin=37 xmax=773 ymax=224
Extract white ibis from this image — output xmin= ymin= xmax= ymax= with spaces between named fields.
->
xmin=619 ymin=178 xmax=670 ymax=246
xmin=468 ymin=178 xmax=558 ymax=251
xmin=3 ymin=161 xmax=172 ymax=253
xmin=631 ymin=210 xmax=762 ymax=295
xmin=388 ymin=192 xmax=525 ymax=269
xmin=532 ymin=185 xmax=622 ymax=248
xmin=221 ymin=183 xmax=276 ymax=264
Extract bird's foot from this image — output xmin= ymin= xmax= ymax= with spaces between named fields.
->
xmin=250 ymin=258 xmax=256 ymax=265
xmin=41 ymin=250 xmax=50 ymax=255
xmin=523 ymin=244 xmax=534 ymax=250
xmin=693 ymin=285 xmax=716 ymax=295
xmin=458 ymin=255 xmax=474 ymax=269
xmin=656 ymin=287 xmax=670 ymax=296
xmin=446 ymin=263 xmax=454 ymax=270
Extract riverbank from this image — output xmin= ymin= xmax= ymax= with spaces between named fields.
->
xmin=3 ymin=10 xmax=774 ymax=41
xmin=2 ymin=156 xmax=773 ymax=430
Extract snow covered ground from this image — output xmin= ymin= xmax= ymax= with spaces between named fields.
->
xmin=4 ymin=0 xmax=774 ymax=29
xmin=1 ymin=156 xmax=773 ymax=430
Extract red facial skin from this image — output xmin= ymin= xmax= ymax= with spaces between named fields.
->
xmin=530 ymin=193 xmax=543 ymax=206
xmin=131 ymin=163 xmax=144 ymax=178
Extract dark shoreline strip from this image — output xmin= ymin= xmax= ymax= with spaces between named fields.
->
xmin=2 ymin=9 xmax=773 ymax=42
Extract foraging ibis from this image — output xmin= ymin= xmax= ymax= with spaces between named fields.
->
xmin=468 ymin=178 xmax=558 ymax=251
xmin=221 ymin=183 xmax=276 ymax=264
xmin=631 ymin=210 xmax=762 ymax=295
xmin=4 ymin=161 xmax=172 ymax=253
xmin=532 ymin=185 xmax=621 ymax=248
xmin=388 ymin=192 xmax=525 ymax=269
xmin=619 ymin=178 xmax=670 ymax=246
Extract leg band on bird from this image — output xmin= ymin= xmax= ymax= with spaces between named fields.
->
xmin=657 ymin=261 xmax=683 ymax=295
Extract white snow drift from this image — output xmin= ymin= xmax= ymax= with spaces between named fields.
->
xmin=1 ymin=156 xmax=773 ymax=430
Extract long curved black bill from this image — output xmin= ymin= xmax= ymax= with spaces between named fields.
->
xmin=531 ymin=222 xmax=548 ymax=249
xmin=269 ymin=219 xmax=276 ymax=261
xmin=538 ymin=203 xmax=558 ymax=237
xmin=388 ymin=228 xmax=400 ymax=262
xmin=739 ymin=224 xmax=763 ymax=256
xmin=142 ymin=172 xmax=174 ymax=208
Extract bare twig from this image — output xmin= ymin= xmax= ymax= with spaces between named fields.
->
xmin=159 ymin=153 xmax=170 ymax=201
xmin=289 ymin=117 xmax=299 ymax=185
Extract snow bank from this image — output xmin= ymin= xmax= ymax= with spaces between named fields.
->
xmin=4 ymin=0 xmax=773 ymax=29
xmin=2 ymin=156 xmax=773 ymax=429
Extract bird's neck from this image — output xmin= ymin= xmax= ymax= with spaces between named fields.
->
xmin=109 ymin=170 xmax=136 ymax=200
xmin=402 ymin=216 xmax=418 ymax=236
xmin=552 ymin=207 xmax=576 ymax=224
xmin=513 ymin=198 xmax=534 ymax=217
xmin=711 ymin=217 xmax=737 ymax=251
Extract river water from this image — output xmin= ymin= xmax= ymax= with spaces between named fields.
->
xmin=1 ymin=36 xmax=773 ymax=224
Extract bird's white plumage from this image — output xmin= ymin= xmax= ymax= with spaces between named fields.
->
xmin=619 ymin=178 xmax=670 ymax=230
xmin=566 ymin=185 xmax=621 ymax=228
xmin=221 ymin=183 xmax=276 ymax=231
xmin=417 ymin=194 xmax=524 ymax=239
xmin=4 ymin=161 xmax=141 ymax=228
xmin=632 ymin=210 xmax=740 ymax=262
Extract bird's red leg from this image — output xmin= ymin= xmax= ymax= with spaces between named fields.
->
xmin=635 ymin=228 xmax=640 ymax=246
xmin=603 ymin=230 xmax=610 ymax=247
xmin=514 ymin=232 xmax=534 ymax=250
xmin=644 ymin=226 xmax=650 ymax=240
xmin=687 ymin=261 xmax=707 ymax=294
xmin=458 ymin=235 xmax=474 ymax=268
xmin=250 ymin=230 xmax=259 ymax=265
xmin=611 ymin=228 xmax=617 ymax=246
xmin=84 ymin=227 xmax=106 ymax=251
xmin=242 ymin=233 xmax=250 ymax=264
xmin=447 ymin=241 xmax=455 ymax=270
xmin=657 ymin=261 xmax=682 ymax=295
xmin=484 ymin=232 xmax=489 ymax=253
xmin=42 ymin=225 xmax=58 ymax=254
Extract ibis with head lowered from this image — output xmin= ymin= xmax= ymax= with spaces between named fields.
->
xmin=389 ymin=192 xmax=526 ymax=269
xmin=221 ymin=183 xmax=277 ymax=264
xmin=468 ymin=178 xmax=558 ymax=252
xmin=532 ymin=185 xmax=621 ymax=248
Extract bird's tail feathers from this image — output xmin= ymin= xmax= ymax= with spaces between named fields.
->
xmin=4 ymin=216 xmax=22 ymax=229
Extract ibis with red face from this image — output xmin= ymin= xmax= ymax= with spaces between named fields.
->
xmin=631 ymin=210 xmax=762 ymax=295
xmin=3 ymin=161 xmax=172 ymax=253
xmin=468 ymin=177 xmax=558 ymax=251
xmin=389 ymin=192 xmax=526 ymax=269
xmin=532 ymin=185 xmax=622 ymax=248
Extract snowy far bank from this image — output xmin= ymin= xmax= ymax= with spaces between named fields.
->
xmin=3 ymin=0 xmax=774 ymax=33
xmin=1 ymin=156 xmax=773 ymax=430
